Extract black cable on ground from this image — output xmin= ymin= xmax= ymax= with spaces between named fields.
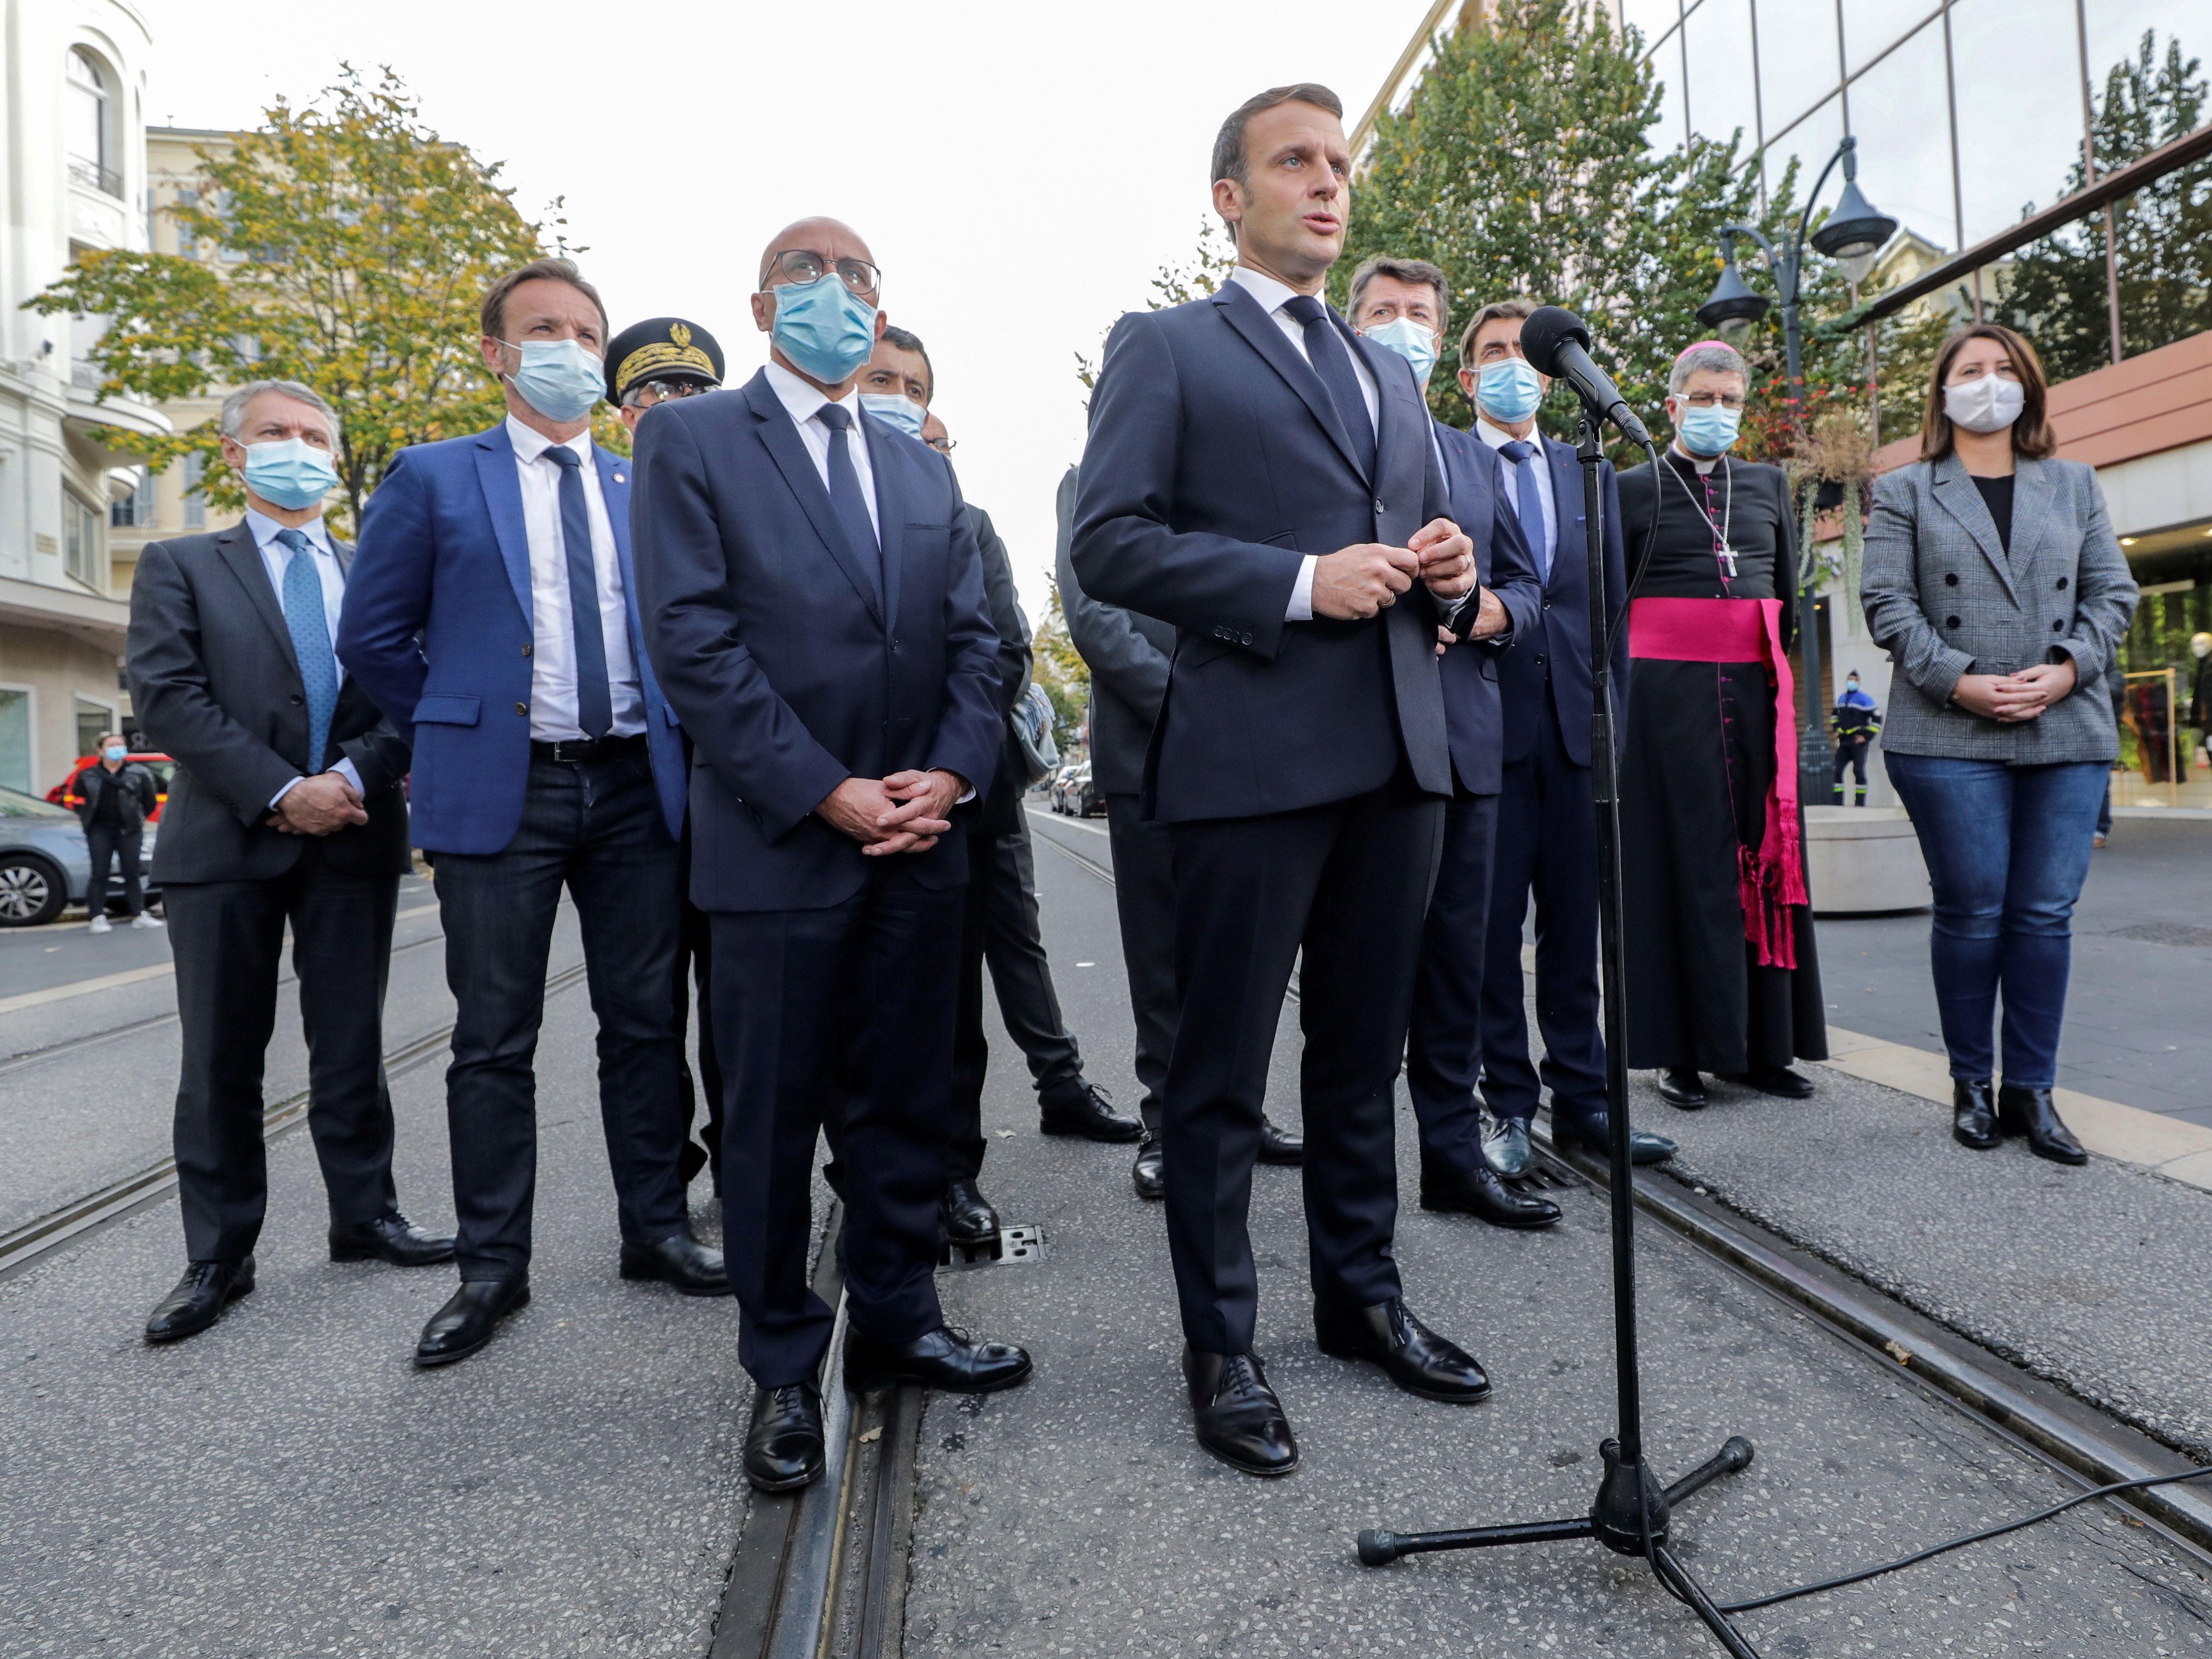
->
xmin=1714 ymin=1465 xmax=2212 ymax=1615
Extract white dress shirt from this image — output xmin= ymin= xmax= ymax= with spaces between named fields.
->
xmin=763 ymin=361 xmax=882 ymax=543
xmin=245 ymin=507 xmax=361 ymax=805
xmin=505 ymin=414 xmax=646 ymax=743
xmin=1476 ymin=417 xmax=1558 ymax=579
xmin=1228 ymin=266 xmax=1379 ymax=624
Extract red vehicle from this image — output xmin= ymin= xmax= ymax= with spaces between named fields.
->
xmin=48 ymin=752 xmax=176 ymax=821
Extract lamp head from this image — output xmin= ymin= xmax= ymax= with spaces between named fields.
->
xmin=1697 ymin=241 xmax=1769 ymax=343
xmin=1811 ymin=176 xmax=1898 ymax=285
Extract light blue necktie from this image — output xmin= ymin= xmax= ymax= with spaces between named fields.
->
xmin=1498 ymin=440 xmax=1550 ymax=582
xmin=275 ymin=527 xmax=338 ymax=775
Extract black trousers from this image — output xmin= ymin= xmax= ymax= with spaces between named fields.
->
xmin=1106 ymin=793 xmax=1178 ymax=1132
xmin=1164 ymin=776 xmax=1444 ymax=1354
xmin=1479 ymin=711 xmax=1607 ymax=1129
xmin=949 ymin=814 xmax=1086 ymax=1180
xmin=673 ymin=818 xmax=723 ymax=1192
xmin=432 ymin=747 xmax=687 ymax=1280
xmin=1404 ymin=791 xmax=1500 ymax=1174
xmin=1834 ymin=736 xmax=1870 ymax=803
xmin=86 ymin=822 xmax=145 ymax=916
xmin=712 ymin=864 xmax=960 ymax=1388
xmin=164 ymin=839 xmax=400 ymax=1262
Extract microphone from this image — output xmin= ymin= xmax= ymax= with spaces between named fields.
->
xmin=1520 ymin=307 xmax=1651 ymax=447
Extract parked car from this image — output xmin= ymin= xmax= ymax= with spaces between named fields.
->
xmin=0 ymin=785 xmax=161 ymax=927
xmin=1051 ymin=762 xmax=1101 ymax=818
xmin=48 ymin=751 xmax=176 ymax=822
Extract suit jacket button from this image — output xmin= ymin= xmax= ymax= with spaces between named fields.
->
xmin=1946 ymin=616 xmax=1961 ymax=629
xmin=516 ymin=701 xmax=529 ymax=715
xmin=1944 ymin=572 xmax=1959 ymax=585
xmin=522 ymin=642 xmax=533 ymax=656
xmin=2056 ymin=576 xmax=2069 ymax=590
xmin=1534 ymin=654 xmax=1546 ymax=666
xmin=1374 ymin=500 xmax=1386 ymax=516
xmin=1542 ymin=600 xmax=1550 ymax=610
xmin=1241 ymin=631 xmax=1254 ymax=646
xmin=289 ymin=693 xmax=304 ymax=706
xmin=2052 ymin=619 xmax=2064 ymax=632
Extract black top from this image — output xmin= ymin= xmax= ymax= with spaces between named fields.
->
xmin=1617 ymin=450 xmax=1802 ymax=649
xmin=90 ymin=766 xmax=126 ymax=825
xmin=1970 ymin=472 xmax=2015 ymax=554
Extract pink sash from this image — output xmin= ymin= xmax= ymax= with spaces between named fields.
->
xmin=1628 ymin=597 xmax=1808 ymax=970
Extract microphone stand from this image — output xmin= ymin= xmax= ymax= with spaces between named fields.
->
xmin=1355 ymin=406 xmax=1765 ymax=1658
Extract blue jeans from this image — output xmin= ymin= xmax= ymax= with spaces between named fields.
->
xmin=1885 ymin=754 xmax=2108 ymax=1088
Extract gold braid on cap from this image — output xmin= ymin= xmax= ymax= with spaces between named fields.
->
xmin=616 ymin=322 xmax=716 ymax=395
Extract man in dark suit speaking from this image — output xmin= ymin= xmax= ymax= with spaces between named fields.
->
xmin=130 ymin=379 xmax=449 ymax=1345
xmin=631 ymin=218 xmax=1032 ymax=1496
xmin=1072 ymin=84 xmax=1541 ymax=1476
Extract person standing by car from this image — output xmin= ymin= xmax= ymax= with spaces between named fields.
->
xmin=1860 ymin=323 xmax=2138 ymax=1165
xmin=74 ymin=734 xmax=162 ymax=933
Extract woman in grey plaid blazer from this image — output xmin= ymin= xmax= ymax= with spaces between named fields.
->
xmin=1861 ymin=323 xmax=2137 ymax=1167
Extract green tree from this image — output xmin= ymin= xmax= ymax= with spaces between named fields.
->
xmin=1997 ymin=31 xmax=2211 ymax=383
xmin=1338 ymin=0 xmax=1861 ymax=460
xmin=29 ymin=65 xmax=545 ymax=532
xmin=1029 ymin=583 xmax=1092 ymax=751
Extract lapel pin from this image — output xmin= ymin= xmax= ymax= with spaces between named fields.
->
xmin=614 ymin=472 xmax=626 ymax=484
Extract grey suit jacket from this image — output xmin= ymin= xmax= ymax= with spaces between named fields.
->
xmin=1860 ymin=453 xmax=2137 ymax=763
xmin=128 ymin=523 xmax=414 ymax=884
xmin=1053 ymin=464 xmax=1173 ymax=797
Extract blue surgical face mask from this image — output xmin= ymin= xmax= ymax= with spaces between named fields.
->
xmin=503 ymin=338 xmax=605 ymax=421
xmin=1360 ymin=316 xmax=1438 ymax=388
xmin=104 ymin=744 xmax=128 ymax=762
xmin=241 ymin=436 xmax=341 ymax=511
xmin=1476 ymin=357 xmax=1546 ymax=425
xmin=770 ymin=275 xmax=878 ymax=386
xmin=860 ymin=392 xmax=927 ymax=439
xmin=1676 ymin=401 xmax=1743 ymax=457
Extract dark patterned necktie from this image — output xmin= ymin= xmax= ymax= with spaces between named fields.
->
xmin=813 ymin=403 xmax=884 ymax=607
xmin=1282 ymin=294 xmax=1377 ymax=481
xmin=1498 ymin=440 xmax=1550 ymax=580
xmin=274 ymin=528 xmax=338 ymax=772
xmin=545 ymin=445 xmax=612 ymax=738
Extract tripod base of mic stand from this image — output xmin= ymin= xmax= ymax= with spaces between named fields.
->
xmin=1357 ymin=1436 xmax=1761 ymax=1657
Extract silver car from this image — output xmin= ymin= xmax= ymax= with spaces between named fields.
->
xmin=0 ymin=785 xmax=160 ymax=927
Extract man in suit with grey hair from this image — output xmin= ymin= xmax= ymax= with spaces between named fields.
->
xmin=129 ymin=378 xmax=453 ymax=1347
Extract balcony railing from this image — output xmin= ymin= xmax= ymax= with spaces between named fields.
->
xmin=68 ymin=157 xmax=124 ymax=199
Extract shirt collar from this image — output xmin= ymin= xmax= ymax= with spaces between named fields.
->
xmin=1229 ymin=264 xmax=1309 ymax=318
xmin=1476 ymin=417 xmax=1538 ymax=454
xmin=244 ymin=506 xmax=332 ymax=553
xmin=764 ymin=358 xmax=860 ymax=430
xmin=506 ymin=412 xmax=593 ymax=467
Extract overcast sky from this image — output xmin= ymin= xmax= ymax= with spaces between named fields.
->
xmin=142 ymin=0 xmax=1441 ymax=615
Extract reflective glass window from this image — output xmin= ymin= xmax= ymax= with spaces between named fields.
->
xmin=1655 ymin=29 xmax=1691 ymax=151
xmin=1685 ymin=0 xmax=1763 ymax=151
xmin=1844 ymin=19 xmax=1960 ymax=254
xmin=1950 ymin=0 xmax=2094 ymax=247
xmin=1760 ymin=93 xmax=1846 ymax=218
xmin=1624 ymin=0 xmax=1684 ymax=56
xmin=1841 ymin=0 xmax=1943 ymax=73
xmin=1754 ymin=0 xmax=1845 ymax=137
xmin=2081 ymin=0 xmax=2194 ymax=99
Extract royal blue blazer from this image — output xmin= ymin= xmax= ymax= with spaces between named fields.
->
xmin=336 ymin=421 xmax=687 ymax=856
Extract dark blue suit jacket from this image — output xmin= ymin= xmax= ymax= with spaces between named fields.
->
xmin=338 ymin=422 xmax=687 ymax=855
xmin=1432 ymin=421 xmax=1542 ymax=796
xmin=1492 ymin=434 xmax=1630 ymax=769
xmin=627 ymin=370 xmax=1002 ymax=913
xmin=1071 ymin=280 xmax=1542 ymax=823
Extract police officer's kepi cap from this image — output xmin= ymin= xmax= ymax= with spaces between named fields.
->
xmin=606 ymin=317 xmax=724 ymax=403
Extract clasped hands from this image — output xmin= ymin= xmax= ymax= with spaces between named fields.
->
xmin=1313 ymin=519 xmax=1502 ymax=639
xmin=264 ymin=771 xmax=368 ymax=836
xmin=1950 ymin=659 xmax=2078 ymax=723
xmin=817 ymin=769 xmax=968 ymax=856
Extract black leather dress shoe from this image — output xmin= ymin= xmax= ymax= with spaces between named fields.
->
xmin=619 ymin=1230 xmax=729 ymax=1295
xmin=1257 ymin=1116 xmax=1304 ymax=1166
xmin=1184 ymin=1346 xmax=1298 ymax=1477
xmin=1998 ymin=1084 xmax=2088 ymax=1165
xmin=1657 ymin=1068 xmax=1709 ymax=1109
xmin=1314 ymin=1298 xmax=1492 ymax=1404
xmin=1131 ymin=1133 xmax=1165 ymax=1201
xmin=144 ymin=1257 xmax=255 ymax=1343
xmin=1553 ymin=1113 xmax=1679 ymax=1166
xmin=1734 ymin=1064 xmax=1816 ymax=1099
xmin=744 ymin=1383 xmax=824 ymax=1493
xmin=1420 ymin=1161 xmax=1560 ymax=1229
xmin=330 ymin=1212 xmax=456 ymax=1267
xmin=1480 ymin=1114 xmax=1534 ymax=1178
xmin=1952 ymin=1079 xmax=2001 ymax=1151
xmin=1039 ymin=1081 xmax=1144 ymax=1143
xmin=939 ymin=1178 xmax=1000 ymax=1245
xmin=844 ymin=1325 xmax=1033 ymax=1394
xmin=414 ymin=1279 xmax=530 ymax=1367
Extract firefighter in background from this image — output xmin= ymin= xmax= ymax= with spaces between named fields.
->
xmin=1833 ymin=671 xmax=1882 ymax=806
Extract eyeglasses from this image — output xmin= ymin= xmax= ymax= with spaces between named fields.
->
xmin=764 ymin=249 xmax=880 ymax=297
xmin=1677 ymin=391 xmax=1747 ymax=410
xmin=925 ymin=434 xmax=956 ymax=453
xmin=624 ymin=379 xmax=716 ymax=409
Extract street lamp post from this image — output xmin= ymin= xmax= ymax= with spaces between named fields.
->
xmin=1698 ymin=134 xmax=1897 ymax=815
